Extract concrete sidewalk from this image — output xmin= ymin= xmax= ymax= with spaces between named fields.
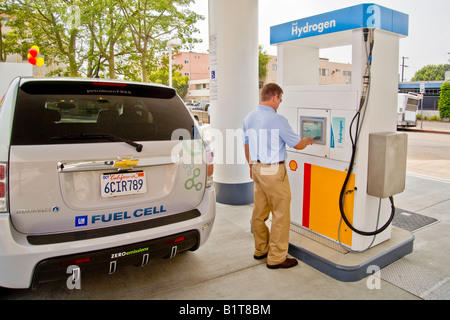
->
xmin=403 ymin=122 xmax=450 ymax=181
xmin=400 ymin=120 xmax=450 ymax=134
xmin=145 ymin=170 xmax=450 ymax=300
xmin=155 ymin=171 xmax=450 ymax=300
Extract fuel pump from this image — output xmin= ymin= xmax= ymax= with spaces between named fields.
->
xmin=270 ymin=4 xmax=414 ymax=280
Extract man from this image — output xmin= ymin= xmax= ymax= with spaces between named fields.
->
xmin=243 ymin=83 xmax=313 ymax=269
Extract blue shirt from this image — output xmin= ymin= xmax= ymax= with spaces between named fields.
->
xmin=243 ymin=105 xmax=301 ymax=164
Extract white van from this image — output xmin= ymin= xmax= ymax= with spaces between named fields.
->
xmin=0 ymin=77 xmax=215 ymax=289
xmin=397 ymin=93 xmax=420 ymax=127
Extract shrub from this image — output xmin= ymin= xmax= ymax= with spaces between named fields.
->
xmin=438 ymin=82 xmax=450 ymax=119
xmin=429 ymin=115 xmax=440 ymax=121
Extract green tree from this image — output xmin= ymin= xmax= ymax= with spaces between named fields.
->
xmin=148 ymin=56 xmax=189 ymax=98
xmin=438 ymin=82 xmax=450 ymax=119
xmin=0 ymin=6 xmax=15 ymax=62
xmin=81 ymin=0 xmax=130 ymax=79
xmin=3 ymin=0 xmax=91 ymax=76
xmin=411 ymin=64 xmax=450 ymax=81
xmin=258 ymin=45 xmax=271 ymax=80
xmin=118 ymin=0 xmax=203 ymax=82
xmin=2 ymin=0 xmax=203 ymax=80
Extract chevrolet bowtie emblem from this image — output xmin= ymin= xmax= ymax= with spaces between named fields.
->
xmin=113 ymin=158 xmax=139 ymax=170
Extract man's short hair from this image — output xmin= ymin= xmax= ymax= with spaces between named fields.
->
xmin=261 ymin=83 xmax=283 ymax=102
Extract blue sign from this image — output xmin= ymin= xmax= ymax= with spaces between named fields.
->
xmin=331 ymin=117 xmax=346 ymax=149
xmin=270 ymin=3 xmax=408 ymax=44
xmin=75 ymin=215 xmax=88 ymax=227
xmin=74 ymin=206 xmax=168 ymax=227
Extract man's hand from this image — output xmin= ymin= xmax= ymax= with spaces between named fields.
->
xmin=294 ymin=137 xmax=314 ymax=150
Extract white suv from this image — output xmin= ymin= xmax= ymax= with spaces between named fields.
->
xmin=0 ymin=77 xmax=215 ymax=289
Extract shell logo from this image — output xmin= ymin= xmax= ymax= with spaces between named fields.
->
xmin=289 ymin=160 xmax=298 ymax=171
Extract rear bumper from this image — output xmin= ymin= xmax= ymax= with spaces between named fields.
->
xmin=32 ymin=230 xmax=200 ymax=289
xmin=0 ymin=187 xmax=215 ymax=289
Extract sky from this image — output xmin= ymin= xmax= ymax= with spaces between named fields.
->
xmin=189 ymin=0 xmax=450 ymax=81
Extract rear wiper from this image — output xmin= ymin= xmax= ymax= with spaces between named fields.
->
xmin=52 ymin=133 xmax=143 ymax=152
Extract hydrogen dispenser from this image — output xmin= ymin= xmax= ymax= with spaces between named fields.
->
xmin=271 ymin=4 xmax=414 ymax=281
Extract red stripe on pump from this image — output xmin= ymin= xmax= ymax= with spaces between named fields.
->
xmin=302 ymin=163 xmax=312 ymax=228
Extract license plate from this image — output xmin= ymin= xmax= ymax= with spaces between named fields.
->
xmin=101 ymin=172 xmax=147 ymax=198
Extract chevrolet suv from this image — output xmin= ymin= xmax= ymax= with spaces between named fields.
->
xmin=0 ymin=77 xmax=215 ymax=289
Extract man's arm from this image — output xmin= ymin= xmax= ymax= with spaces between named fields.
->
xmin=278 ymin=116 xmax=314 ymax=151
xmin=293 ymin=137 xmax=314 ymax=150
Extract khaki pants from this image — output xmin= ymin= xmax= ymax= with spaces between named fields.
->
xmin=252 ymin=162 xmax=291 ymax=266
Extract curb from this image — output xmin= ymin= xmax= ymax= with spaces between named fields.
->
xmin=397 ymin=128 xmax=450 ymax=135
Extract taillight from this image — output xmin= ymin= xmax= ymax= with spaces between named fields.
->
xmin=0 ymin=163 xmax=8 ymax=213
xmin=206 ymin=147 xmax=214 ymax=188
xmin=92 ymin=82 xmax=127 ymax=87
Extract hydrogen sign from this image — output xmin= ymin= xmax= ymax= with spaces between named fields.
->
xmin=270 ymin=3 xmax=409 ymax=44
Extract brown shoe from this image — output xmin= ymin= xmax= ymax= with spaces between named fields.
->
xmin=267 ymin=258 xmax=298 ymax=269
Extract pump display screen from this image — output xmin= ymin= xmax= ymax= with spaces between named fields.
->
xmin=300 ymin=116 xmax=326 ymax=145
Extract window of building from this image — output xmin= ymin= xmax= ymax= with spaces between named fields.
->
xmin=320 ymin=68 xmax=329 ymax=77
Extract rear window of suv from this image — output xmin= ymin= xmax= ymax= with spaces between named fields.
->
xmin=10 ymin=80 xmax=195 ymax=145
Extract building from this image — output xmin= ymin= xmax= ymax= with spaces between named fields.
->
xmin=259 ymin=56 xmax=352 ymax=89
xmin=318 ymin=58 xmax=352 ymax=85
xmin=171 ymin=52 xmax=210 ymax=102
xmin=259 ymin=55 xmax=278 ymax=89
xmin=187 ymin=78 xmax=210 ymax=102
xmin=177 ymin=52 xmax=353 ymax=102
xmin=171 ymin=52 xmax=209 ymax=81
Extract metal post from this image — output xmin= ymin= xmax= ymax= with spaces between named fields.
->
xmin=169 ymin=45 xmax=173 ymax=87
xmin=167 ymin=39 xmax=182 ymax=88
xmin=401 ymin=56 xmax=409 ymax=82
